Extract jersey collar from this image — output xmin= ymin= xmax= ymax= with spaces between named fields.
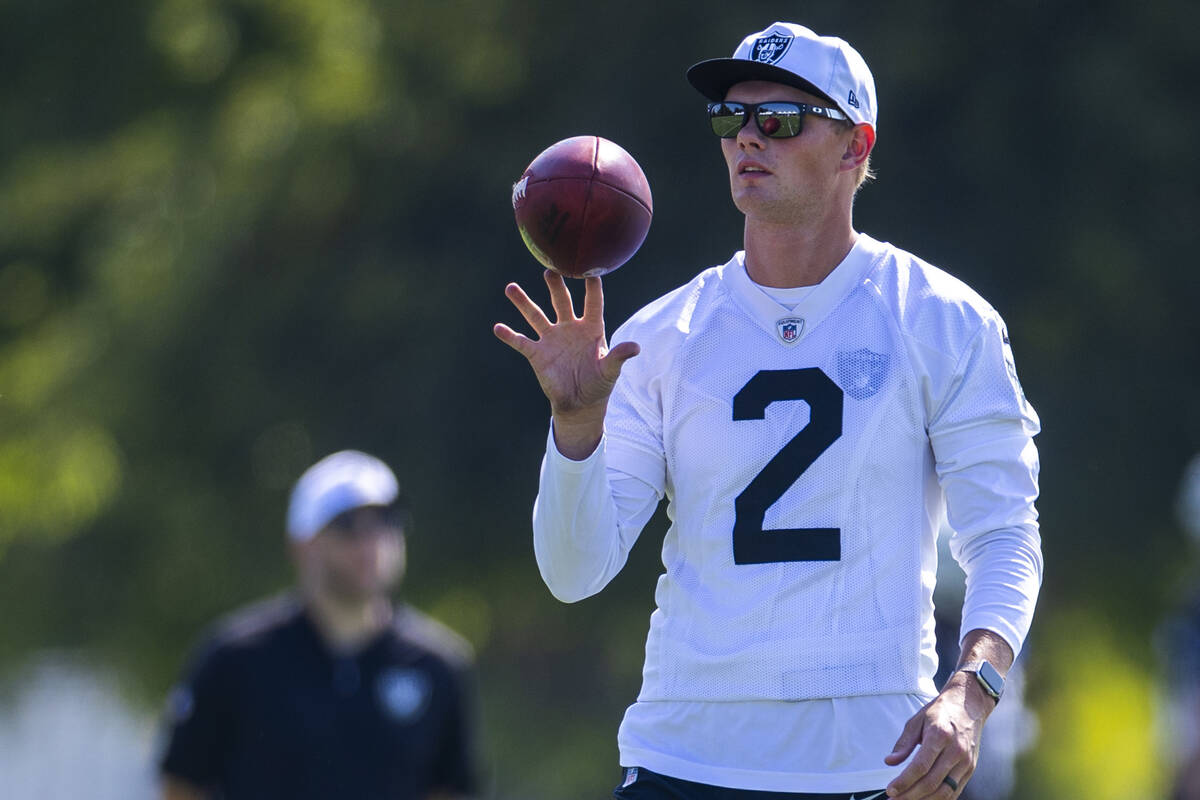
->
xmin=722 ymin=233 xmax=882 ymax=344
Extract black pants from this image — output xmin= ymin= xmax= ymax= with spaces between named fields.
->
xmin=613 ymin=767 xmax=888 ymax=800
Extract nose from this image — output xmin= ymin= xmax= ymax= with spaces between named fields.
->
xmin=735 ymin=115 xmax=767 ymax=149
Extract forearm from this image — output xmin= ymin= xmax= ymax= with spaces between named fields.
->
xmin=532 ymin=424 xmax=658 ymax=602
xmin=955 ymin=523 xmax=1042 ymax=657
xmin=956 ymin=628 xmax=1014 ymax=673
xmin=934 ymin=375 xmax=1042 ymax=657
xmin=550 ymin=407 xmax=607 ymax=461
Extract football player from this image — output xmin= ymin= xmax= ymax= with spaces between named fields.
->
xmin=495 ymin=21 xmax=1042 ymax=800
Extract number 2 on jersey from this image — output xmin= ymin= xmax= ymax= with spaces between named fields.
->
xmin=732 ymin=368 xmax=843 ymax=564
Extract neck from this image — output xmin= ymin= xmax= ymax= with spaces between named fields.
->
xmin=304 ymin=589 xmax=393 ymax=652
xmin=742 ymin=208 xmax=856 ymax=288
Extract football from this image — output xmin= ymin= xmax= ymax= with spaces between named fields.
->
xmin=511 ymin=136 xmax=653 ymax=278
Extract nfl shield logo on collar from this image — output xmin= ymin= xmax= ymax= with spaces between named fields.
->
xmin=776 ymin=316 xmax=804 ymax=344
xmin=752 ymin=33 xmax=793 ymax=64
xmin=622 ymin=767 xmax=639 ymax=787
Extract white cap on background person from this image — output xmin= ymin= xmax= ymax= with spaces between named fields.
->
xmin=286 ymin=450 xmax=400 ymax=541
xmin=687 ymin=21 xmax=878 ymax=132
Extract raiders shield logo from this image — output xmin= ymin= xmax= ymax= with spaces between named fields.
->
xmin=775 ymin=316 xmax=804 ymax=344
xmin=377 ymin=667 xmax=432 ymax=723
xmin=752 ymin=33 xmax=793 ymax=64
xmin=836 ymin=348 xmax=890 ymax=400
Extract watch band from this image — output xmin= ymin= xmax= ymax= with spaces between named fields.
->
xmin=958 ymin=660 xmax=1004 ymax=703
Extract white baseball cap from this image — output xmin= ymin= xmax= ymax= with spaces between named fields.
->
xmin=286 ymin=450 xmax=400 ymax=541
xmin=687 ymin=21 xmax=878 ymax=131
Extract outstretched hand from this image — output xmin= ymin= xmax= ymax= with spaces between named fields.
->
xmin=493 ymin=270 xmax=639 ymax=459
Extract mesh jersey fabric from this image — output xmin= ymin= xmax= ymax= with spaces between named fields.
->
xmin=596 ymin=233 xmax=1041 ymax=704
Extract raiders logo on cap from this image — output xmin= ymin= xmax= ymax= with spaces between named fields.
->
xmin=751 ymin=32 xmax=793 ymax=64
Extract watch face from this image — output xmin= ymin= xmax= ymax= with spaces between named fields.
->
xmin=978 ymin=661 xmax=1004 ymax=697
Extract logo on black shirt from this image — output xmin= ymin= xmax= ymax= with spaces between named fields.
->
xmin=377 ymin=667 xmax=431 ymax=723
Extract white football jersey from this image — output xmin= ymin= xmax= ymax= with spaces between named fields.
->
xmin=532 ymin=233 xmax=1042 ymax=789
xmin=604 ymin=233 xmax=1038 ymax=701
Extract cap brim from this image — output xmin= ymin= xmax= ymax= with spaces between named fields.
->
xmin=686 ymin=58 xmax=834 ymax=105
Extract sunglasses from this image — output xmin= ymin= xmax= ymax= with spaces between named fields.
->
xmin=324 ymin=503 xmax=408 ymax=540
xmin=707 ymin=101 xmax=848 ymax=139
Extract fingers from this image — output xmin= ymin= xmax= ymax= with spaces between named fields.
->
xmin=888 ymin=748 xmax=962 ymax=799
xmin=887 ymin=734 xmax=940 ymax=795
xmin=504 ymin=282 xmax=554 ymax=335
xmin=543 ymin=269 xmax=578 ymax=322
xmin=943 ymin=770 xmax=968 ymax=797
xmin=888 ymin=771 xmax=968 ymax=800
xmin=599 ymin=340 xmax=641 ymax=382
xmin=581 ymin=275 xmax=604 ymax=321
xmin=884 ymin=711 xmax=924 ymax=766
xmin=492 ymin=323 xmax=535 ymax=358
xmin=886 ymin=723 xmax=976 ymax=800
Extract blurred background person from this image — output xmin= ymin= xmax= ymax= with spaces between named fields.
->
xmin=157 ymin=450 xmax=480 ymax=800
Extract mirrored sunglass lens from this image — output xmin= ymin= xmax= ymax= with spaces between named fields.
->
xmin=709 ymin=103 xmax=746 ymax=138
xmin=757 ymin=104 xmax=802 ymax=138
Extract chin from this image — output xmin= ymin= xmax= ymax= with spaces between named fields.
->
xmin=737 ymin=202 xmax=795 ymax=225
xmin=329 ymin=577 xmax=389 ymax=603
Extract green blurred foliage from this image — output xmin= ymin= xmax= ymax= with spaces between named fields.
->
xmin=0 ymin=0 xmax=1198 ymax=797
xmin=1025 ymin=608 xmax=1166 ymax=798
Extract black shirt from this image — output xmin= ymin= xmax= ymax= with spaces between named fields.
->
xmin=160 ymin=595 xmax=479 ymax=799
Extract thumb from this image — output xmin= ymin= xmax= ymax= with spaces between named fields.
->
xmin=600 ymin=340 xmax=641 ymax=380
xmin=884 ymin=713 xmax=924 ymax=765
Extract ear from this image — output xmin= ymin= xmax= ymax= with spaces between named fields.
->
xmin=841 ymin=123 xmax=876 ymax=171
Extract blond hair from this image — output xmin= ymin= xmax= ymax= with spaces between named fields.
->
xmin=855 ymin=155 xmax=876 ymax=192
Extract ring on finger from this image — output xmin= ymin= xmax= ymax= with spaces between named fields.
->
xmin=943 ymin=775 xmax=959 ymax=791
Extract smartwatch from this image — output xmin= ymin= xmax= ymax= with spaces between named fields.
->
xmin=958 ymin=660 xmax=1004 ymax=704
